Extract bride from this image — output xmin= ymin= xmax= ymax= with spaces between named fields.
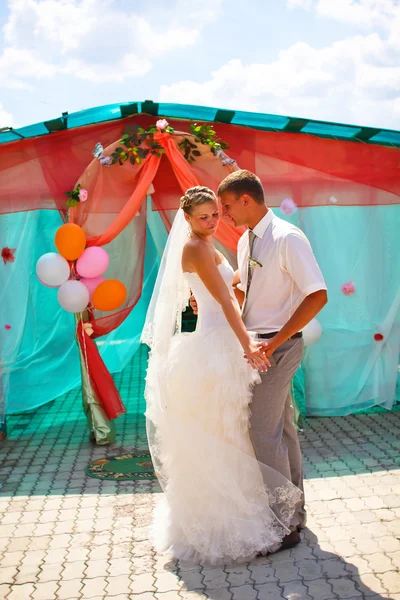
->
xmin=142 ymin=186 xmax=302 ymax=565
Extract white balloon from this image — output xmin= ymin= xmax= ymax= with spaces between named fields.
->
xmin=36 ymin=253 xmax=70 ymax=287
xmin=302 ymin=318 xmax=322 ymax=347
xmin=57 ymin=280 xmax=90 ymax=313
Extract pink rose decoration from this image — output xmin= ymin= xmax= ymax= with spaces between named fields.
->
xmin=4 ymin=324 xmax=11 ymax=330
xmin=156 ymin=119 xmax=169 ymax=131
xmin=99 ymin=156 xmax=112 ymax=166
xmin=79 ymin=188 xmax=88 ymax=202
xmin=280 ymin=198 xmax=297 ymax=216
xmin=341 ymin=281 xmax=355 ymax=296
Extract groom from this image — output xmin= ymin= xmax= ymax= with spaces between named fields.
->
xmin=217 ymin=170 xmax=327 ymax=550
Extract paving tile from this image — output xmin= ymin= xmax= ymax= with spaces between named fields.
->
xmin=345 ymin=555 xmax=372 ymax=576
xmin=355 ymin=572 xmax=390 ymax=596
xmin=378 ymin=571 xmax=400 ymax=594
xmin=7 ymin=583 xmax=36 ymax=600
xmin=131 ymin=556 xmax=154 ymax=576
xmin=107 ymin=558 xmax=131 ymax=578
xmin=364 ymin=553 xmax=394 ymax=574
xmin=281 ymin=581 xmax=312 ymax=600
xmin=84 ymin=559 xmax=109 ymax=579
xmin=225 ymin=566 xmax=252 ymax=587
xmin=61 ymin=561 xmax=87 ymax=581
xmin=0 ymin=551 xmax=25 ymax=568
xmin=105 ymin=575 xmax=132 ymax=596
xmin=247 ymin=565 xmax=277 ymax=585
xmin=319 ymin=558 xmax=348 ymax=579
xmin=154 ymin=571 xmax=182 ymax=593
xmin=56 ymin=579 xmax=84 ymax=599
xmin=32 ymin=581 xmax=60 ymax=600
xmin=198 ymin=589 xmax=232 ymax=600
xmin=254 ymin=583 xmax=284 ymax=599
xmin=0 ymin=584 xmax=11 ymax=599
xmin=179 ymin=569 xmax=204 ymax=591
xmin=179 ymin=592 xmax=208 ymax=600
xmin=201 ymin=568 xmax=228 ymax=590
xmin=130 ymin=573 xmax=156 ymax=594
xmin=0 ymin=566 xmax=19 ymax=584
xmin=327 ymin=577 xmax=362 ymax=598
xmin=80 ymin=577 xmax=108 ymax=598
xmin=305 ymin=578 xmax=336 ymax=599
xmin=296 ymin=559 xmax=323 ymax=581
xmin=230 ymin=585 xmax=257 ymax=600
xmin=36 ymin=561 xmax=64 ymax=583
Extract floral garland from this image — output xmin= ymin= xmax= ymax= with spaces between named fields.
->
xmin=179 ymin=123 xmax=229 ymax=163
xmin=65 ymin=119 xmax=230 ymax=207
xmin=66 ymin=183 xmax=88 ymax=208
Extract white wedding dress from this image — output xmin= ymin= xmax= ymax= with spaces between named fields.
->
xmin=144 ymin=255 xmax=302 ymax=565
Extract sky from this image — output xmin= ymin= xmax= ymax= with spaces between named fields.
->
xmin=0 ymin=0 xmax=399 ymax=130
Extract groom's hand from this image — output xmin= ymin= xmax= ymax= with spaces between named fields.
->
xmin=259 ymin=338 xmax=279 ymax=358
xmin=189 ymin=293 xmax=198 ymax=315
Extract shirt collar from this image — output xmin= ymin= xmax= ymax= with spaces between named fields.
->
xmin=250 ymin=209 xmax=274 ymax=239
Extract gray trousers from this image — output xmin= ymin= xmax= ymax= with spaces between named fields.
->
xmin=249 ymin=337 xmax=306 ymax=528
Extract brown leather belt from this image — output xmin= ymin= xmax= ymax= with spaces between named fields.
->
xmin=257 ymin=332 xmax=302 ymax=340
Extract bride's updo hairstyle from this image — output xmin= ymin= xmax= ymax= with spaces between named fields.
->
xmin=180 ymin=186 xmax=217 ymax=215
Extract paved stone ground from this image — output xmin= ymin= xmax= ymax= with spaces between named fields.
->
xmin=1 ymin=349 xmax=400 ymax=599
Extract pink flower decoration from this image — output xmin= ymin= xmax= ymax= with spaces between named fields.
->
xmin=4 ymin=324 xmax=11 ymax=330
xmin=156 ymin=119 xmax=169 ymax=131
xmin=341 ymin=281 xmax=355 ymax=296
xmin=280 ymin=198 xmax=297 ymax=216
xmin=79 ymin=188 xmax=88 ymax=202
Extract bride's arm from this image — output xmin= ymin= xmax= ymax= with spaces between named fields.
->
xmin=232 ymin=270 xmax=245 ymax=308
xmin=185 ymin=243 xmax=269 ymax=371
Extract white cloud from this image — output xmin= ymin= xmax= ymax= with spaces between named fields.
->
xmin=135 ymin=17 xmax=200 ymax=55
xmin=0 ymin=0 xmax=218 ymax=89
xmin=63 ymin=54 xmax=152 ymax=83
xmin=288 ymin=0 xmax=399 ymax=29
xmin=287 ymin=0 xmax=312 ymax=8
xmin=0 ymin=104 xmax=13 ymax=128
xmin=160 ymin=32 xmax=400 ymax=129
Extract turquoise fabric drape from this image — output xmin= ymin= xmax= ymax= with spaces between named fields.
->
xmin=286 ymin=205 xmax=400 ymax=416
xmin=0 ymin=197 xmax=163 ymax=417
xmin=1 ymin=203 xmax=399 ymax=418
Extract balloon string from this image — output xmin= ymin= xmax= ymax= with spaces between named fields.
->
xmin=79 ymin=312 xmax=91 ymax=382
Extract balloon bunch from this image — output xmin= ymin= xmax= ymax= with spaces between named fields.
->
xmin=36 ymin=224 xmax=127 ymax=313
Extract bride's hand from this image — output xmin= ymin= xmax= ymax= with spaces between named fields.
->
xmin=243 ymin=341 xmax=271 ymax=372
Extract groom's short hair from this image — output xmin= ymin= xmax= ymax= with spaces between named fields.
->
xmin=218 ymin=170 xmax=265 ymax=205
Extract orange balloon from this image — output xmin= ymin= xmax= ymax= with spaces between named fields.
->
xmin=55 ymin=223 xmax=86 ymax=261
xmin=92 ymin=280 xmax=127 ymax=312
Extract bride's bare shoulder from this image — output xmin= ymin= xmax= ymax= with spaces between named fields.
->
xmin=182 ymin=239 xmax=215 ymax=270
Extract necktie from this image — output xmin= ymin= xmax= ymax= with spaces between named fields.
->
xmin=242 ymin=230 xmax=256 ymax=317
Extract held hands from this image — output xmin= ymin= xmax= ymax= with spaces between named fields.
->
xmin=189 ymin=293 xmax=198 ymax=315
xmin=243 ymin=340 xmax=271 ymax=372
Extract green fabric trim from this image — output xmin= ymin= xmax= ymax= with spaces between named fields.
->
xmin=1 ymin=101 xmax=400 ymax=147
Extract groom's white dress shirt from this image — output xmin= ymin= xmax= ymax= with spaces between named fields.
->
xmin=237 ymin=210 xmax=327 ymax=334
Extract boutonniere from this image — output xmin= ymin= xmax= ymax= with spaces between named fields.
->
xmin=248 ymin=255 xmax=263 ymax=269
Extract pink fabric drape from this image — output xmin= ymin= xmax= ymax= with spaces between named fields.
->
xmin=154 ymin=132 xmax=243 ymax=253
xmin=69 ymin=148 xmax=160 ymax=246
